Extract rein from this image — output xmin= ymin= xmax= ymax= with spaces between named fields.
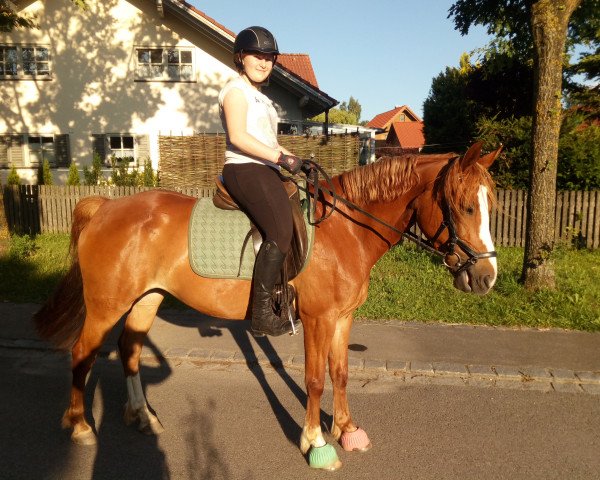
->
xmin=296 ymin=159 xmax=497 ymax=275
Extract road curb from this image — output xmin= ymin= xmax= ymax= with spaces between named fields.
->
xmin=1 ymin=338 xmax=598 ymax=394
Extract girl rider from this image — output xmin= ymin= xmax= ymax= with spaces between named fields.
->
xmin=219 ymin=26 xmax=302 ymax=337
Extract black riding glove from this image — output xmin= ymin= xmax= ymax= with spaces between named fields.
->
xmin=277 ymin=152 xmax=302 ymax=174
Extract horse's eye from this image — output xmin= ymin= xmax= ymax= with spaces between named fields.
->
xmin=465 ymin=206 xmax=475 ymax=215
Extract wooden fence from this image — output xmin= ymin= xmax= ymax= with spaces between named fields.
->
xmin=2 ymin=185 xmax=599 ymax=249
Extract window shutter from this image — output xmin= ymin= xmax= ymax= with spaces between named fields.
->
xmin=136 ymin=135 xmax=150 ymax=165
xmin=0 ymin=136 xmax=8 ymax=169
xmin=92 ymin=134 xmax=107 ymax=162
xmin=8 ymin=135 xmax=25 ymax=167
xmin=55 ymin=134 xmax=71 ymax=167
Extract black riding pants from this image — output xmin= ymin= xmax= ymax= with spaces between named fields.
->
xmin=222 ymin=163 xmax=293 ymax=255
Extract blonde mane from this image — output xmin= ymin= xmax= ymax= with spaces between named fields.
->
xmin=339 ymin=155 xmax=419 ymax=204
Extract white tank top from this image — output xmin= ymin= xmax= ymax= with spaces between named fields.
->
xmin=218 ymin=76 xmax=280 ymax=166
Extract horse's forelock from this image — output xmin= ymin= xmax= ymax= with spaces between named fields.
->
xmin=436 ymin=158 xmax=496 ymax=222
xmin=340 ymin=155 xmax=419 ymax=204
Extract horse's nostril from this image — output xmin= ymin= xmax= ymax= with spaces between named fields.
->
xmin=483 ymin=275 xmax=493 ymax=289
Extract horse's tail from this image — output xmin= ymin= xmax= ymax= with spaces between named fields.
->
xmin=33 ymin=196 xmax=109 ymax=351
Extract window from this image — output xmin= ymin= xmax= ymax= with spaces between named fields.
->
xmin=93 ymin=134 xmax=150 ymax=167
xmin=0 ymin=134 xmax=70 ymax=168
xmin=27 ymin=135 xmax=55 ymax=167
xmin=0 ymin=45 xmax=51 ymax=78
xmin=136 ymin=47 xmax=194 ymax=81
xmin=109 ymin=135 xmax=135 ymax=161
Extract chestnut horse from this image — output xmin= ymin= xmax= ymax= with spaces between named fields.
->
xmin=34 ymin=142 xmax=500 ymax=471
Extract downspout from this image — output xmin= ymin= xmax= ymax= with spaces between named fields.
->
xmin=323 ymin=108 xmax=330 ymax=140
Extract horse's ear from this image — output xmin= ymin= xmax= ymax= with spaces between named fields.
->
xmin=459 ymin=142 xmax=483 ymax=171
xmin=478 ymin=143 xmax=503 ymax=169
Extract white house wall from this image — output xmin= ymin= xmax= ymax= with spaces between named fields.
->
xmin=0 ymin=0 xmax=238 ymax=184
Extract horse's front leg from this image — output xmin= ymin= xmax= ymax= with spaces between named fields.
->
xmin=300 ymin=314 xmax=342 ymax=471
xmin=329 ymin=313 xmax=372 ymax=452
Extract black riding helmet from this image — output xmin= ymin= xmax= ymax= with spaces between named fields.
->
xmin=234 ymin=26 xmax=279 ymax=55
xmin=233 ymin=26 xmax=279 ymax=71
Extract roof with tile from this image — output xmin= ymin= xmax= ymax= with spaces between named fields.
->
xmin=387 ymin=121 xmax=425 ymax=148
xmin=276 ymin=54 xmax=319 ymax=89
xmin=366 ymin=105 xmax=422 ymax=129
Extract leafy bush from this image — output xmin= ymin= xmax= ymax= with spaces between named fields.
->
xmin=8 ymin=234 xmax=37 ymax=259
xmin=66 ymin=163 xmax=81 ymax=186
xmin=41 ymin=159 xmax=53 ymax=185
xmin=83 ymin=152 xmax=105 ymax=185
xmin=7 ymin=165 xmax=21 ymax=186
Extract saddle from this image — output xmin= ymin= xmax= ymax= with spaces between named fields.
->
xmin=213 ymin=175 xmax=309 ymax=280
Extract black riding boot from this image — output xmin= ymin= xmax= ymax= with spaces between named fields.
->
xmin=251 ymin=240 xmax=299 ymax=337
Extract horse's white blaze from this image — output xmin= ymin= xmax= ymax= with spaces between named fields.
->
xmin=477 ymin=186 xmax=497 ymax=282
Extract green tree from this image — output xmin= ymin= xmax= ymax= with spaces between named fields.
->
xmin=41 ymin=159 xmax=53 ymax=185
xmin=1 ymin=0 xmax=87 ymax=32
xmin=449 ymin=0 xmax=587 ymax=291
xmin=83 ymin=152 xmax=104 ymax=186
xmin=7 ymin=165 xmax=20 ymax=186
xmin=423 ymin=65 xmax=473 ymax=151
xmin=141 ymin=159 xmax=158 ymax=187
xmin=67 ymin=163 xmax=81 ymax=186
xmin=310 ymin=96 xmax=363 ymax=125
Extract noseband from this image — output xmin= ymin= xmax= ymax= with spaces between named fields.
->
xmin=416 ymin=199 xmax=497 ymax=276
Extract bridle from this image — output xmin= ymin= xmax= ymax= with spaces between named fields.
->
xmin=297 ymin=159 xmax=497 ymax=277
xmin=402 ymin=199 xmax=497 ymax=276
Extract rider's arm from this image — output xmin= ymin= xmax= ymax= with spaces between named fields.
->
xmin=222 ymin=88 xmax=283 ymax=164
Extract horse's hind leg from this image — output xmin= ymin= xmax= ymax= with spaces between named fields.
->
xmin=329 ymin=314 xmax=371 ymax=452
xmin=63 ymin=308 xmax=122 ymax=445
xmin=118 ymin=291 xmax=165 ymax=436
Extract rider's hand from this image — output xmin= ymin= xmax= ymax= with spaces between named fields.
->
xmin=277 ymin=152 xmax=302 ymax=174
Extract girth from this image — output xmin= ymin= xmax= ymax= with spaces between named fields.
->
xmin=213 ymin=175 xmax=309 ymax=280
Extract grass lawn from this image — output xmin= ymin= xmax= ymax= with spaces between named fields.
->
xmin=2 ymin=233 xmax=599 ymax=331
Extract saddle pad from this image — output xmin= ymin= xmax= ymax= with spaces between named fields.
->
xmin=188 ymin=195 xmax=314 ymax=280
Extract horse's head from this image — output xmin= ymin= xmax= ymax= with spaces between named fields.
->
xmin=413 ymin=142 xmax=502 ymax=295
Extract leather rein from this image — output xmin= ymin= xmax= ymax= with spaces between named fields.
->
xmin=296 ymin=159 xmax=497 ymax=276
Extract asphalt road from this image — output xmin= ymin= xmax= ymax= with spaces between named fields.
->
xmin=1 ymin=349 xmax=599 ymax=480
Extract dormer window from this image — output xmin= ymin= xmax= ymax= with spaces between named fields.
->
xmin=135 ymin=47 xmax=194 ymax=82
xmin=0 ymin=45 xmax=51 ymax=79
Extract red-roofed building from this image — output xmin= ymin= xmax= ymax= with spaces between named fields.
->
xmin=0 ymin=0 xmax=339 ymax=183
xmin=386 ymin=121 xmax=425 ymax=152
xmin=366 ymin=105 xmax=422 ymax=141
xmin=277 ymin=54 xmax=319 ymax=89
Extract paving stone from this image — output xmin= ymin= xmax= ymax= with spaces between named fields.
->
xmin=580 ymin=383 xmax=600 ymax=395
xmin=210 ymin=350 xmax=236 ymax=361
xmin=364 ymin=359 xmax=387 ymax=371
xmin=465 ymin=377 xmax=496 ymax=388
xmin=410 ymin=361 xmax=434 ymax=375
xmin=291 ymin=355 xmax=305 ymax=366
xmin=552 ymin=382 xmax=583 ymax=394
xmin=433 ymin=362 xmax=469 ymax=376
xmin=493 ymin=365 xmax=522 ymax=380
xmin=386 ymin=360 xmax=409 ymax=373
xmin=187 ymin=348 xmax=213 ymax=359
xmin=520 ymin=381 xmax=553 ymax=392
xmin=347 ymin=356 xmax=364 ymax=370
xmin=467 ymin=364 xmax=496 ymax=377
xmin=407 ymin=375 xmax=434 ymax=385
xmin=494 ymin=379 xmax=526 ymax=390
xmin=164 ymin=347 xmax=190 ymax=358
xmin=519 ymin=366 xmax=552 ymax=380
xmin=550 ymin=368 xmax=578 ymax=382
xmin=575 ymin=371 xmax=600 ymax=384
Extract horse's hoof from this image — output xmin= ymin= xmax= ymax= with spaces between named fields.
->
xmin=71 ymin=428 xmax=97 ymax=446
xmin=308 ymin=444 xmax=342 ymax=471
xmin=340 ymin=427 xmax=371 ymax=452
xmin=140 ymin=418 xmax=165 ymax=436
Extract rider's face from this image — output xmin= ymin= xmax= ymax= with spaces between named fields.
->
xmin=241 ymin=52 xmax=275 ymax=84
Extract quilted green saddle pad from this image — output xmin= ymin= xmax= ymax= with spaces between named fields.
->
xmin=188 ymin=195 xmax=315 ymax=280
